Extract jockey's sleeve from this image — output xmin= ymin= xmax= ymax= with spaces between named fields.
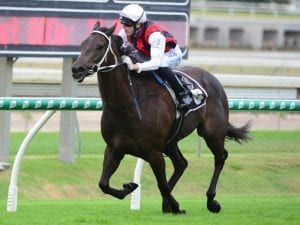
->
xmin=137 ymin=32 xmax=165 ymax=73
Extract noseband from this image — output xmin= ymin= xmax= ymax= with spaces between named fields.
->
xmin=89 ymin=30 xmax=119 ymax=73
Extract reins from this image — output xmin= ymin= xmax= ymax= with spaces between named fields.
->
xmin=91 ymin=29 xmax=143 ymax=119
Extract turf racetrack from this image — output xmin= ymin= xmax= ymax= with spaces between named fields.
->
xmin=0 ymin=131 xmax=299 ymax=225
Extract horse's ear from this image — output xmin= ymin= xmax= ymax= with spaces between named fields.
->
xmin=93 ymin=21 xmax=101 ymax=30
xmin=106 ymin=23 xmax=117 ymax=36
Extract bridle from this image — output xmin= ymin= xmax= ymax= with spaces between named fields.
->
xmin=89 ymin=30 xmax=120 ymax=73
xmin=86 ymin=29 xmax=143 ymax=119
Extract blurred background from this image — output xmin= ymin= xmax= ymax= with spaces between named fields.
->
xmin=190 ymin=0 xmax=300 ymax=50
xmin=8 ymin=0 xmax=300 ymax=132
xmin=1 ymin=2 xmax=299 ymax=218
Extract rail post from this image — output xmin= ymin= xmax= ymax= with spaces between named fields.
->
xmin=0 ymin=58 xmax=13 ymax=170
xmin=59 ymin=58 xmax=78 ymax=163
xmin=0 ymin=97 xmax=103 ymax=212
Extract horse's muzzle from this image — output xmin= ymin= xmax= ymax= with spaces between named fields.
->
xmin=71 ymin=65 xmax=92 ymax=83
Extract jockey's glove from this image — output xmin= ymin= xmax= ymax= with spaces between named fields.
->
xmin=121 ymin=55 xmax=134 ymax=70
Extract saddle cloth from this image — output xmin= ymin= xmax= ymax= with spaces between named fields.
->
xmin=153 ymin=69 xmax=208 ymax=118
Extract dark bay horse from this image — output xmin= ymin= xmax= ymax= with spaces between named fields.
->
xmin=72 ymin=22 xmax=250 ymax=214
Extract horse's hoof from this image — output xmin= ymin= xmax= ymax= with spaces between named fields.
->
xmin=208 ymin=201 xmax=221 ymax=213
xmin=123 ymin=182 xmax=138 ymax=192
xmin=207 ymin=200 xmax=221 ymax=213
xmin=162 ymin=205 xmax=186 ymax=215
xmin=163 ymin=209 xmax=186 ymax=215
xmin=162 ymin=201 xmax=171 ymax=213
xmin=161 ymin=198 xmax=185 ymax=214
xmin=177 ymin=209 xmax=186 ymax=214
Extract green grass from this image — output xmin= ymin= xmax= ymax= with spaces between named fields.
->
xmin=0 ymin=130 xmax=299 ymax=224
xmin=1 ymin=196 xmax=299 ymax=225
xmin=1 ymin=152 xmax=298 ymax=200
xmin=8 ymin=130 xmax=300 ymax=156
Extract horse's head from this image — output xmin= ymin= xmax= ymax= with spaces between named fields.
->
xmin=72 ymin=21 xmax=123 ymax=83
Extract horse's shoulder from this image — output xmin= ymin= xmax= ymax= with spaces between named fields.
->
xmin=129 ymin=71 xmax=163 ymax=96
xmin=130 ymin=71 xmax=153 ymax=79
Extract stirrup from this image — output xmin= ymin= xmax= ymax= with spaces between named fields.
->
xmin=178 ymin=102 xmax=189 ymax=110
xmin=178 ymin=90 xmax=189 ymax=97
xmin=177 ymin=93 xmax=192 ymax=109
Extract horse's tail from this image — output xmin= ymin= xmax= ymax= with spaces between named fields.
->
xmin=226 ymin=121 xmax=251 ymax=144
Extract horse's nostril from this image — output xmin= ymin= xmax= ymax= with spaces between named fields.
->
xmin=72 ymin=65 xmax=85 ymax=73
xmin=71 ymin=66 xmax=78 ymax=73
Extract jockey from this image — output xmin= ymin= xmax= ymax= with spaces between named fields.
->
xmin=119 ymin=4 xmax=191 ymax=109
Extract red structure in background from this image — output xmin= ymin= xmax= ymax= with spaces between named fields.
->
xmin=0 ymin=16 xmax=109 ymax=46
xmin=0 ymin=1 xmax=190 ymax=57
xmin=0 ymin=16 xmax=187 ymax=46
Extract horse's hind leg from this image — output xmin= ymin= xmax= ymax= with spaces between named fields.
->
xmin=99 ymin=146 xmax=138 ymax=199
xmin=147 ymin=151 xmax=185 ymax=214
xmin=162 ymin=144 xmax=188 ymax=213
xmin=200 ymin=131 xmax=228 ymax=213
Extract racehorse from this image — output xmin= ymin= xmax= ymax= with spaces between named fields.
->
xmin=72 ymin=21 xmax=251 ymax=214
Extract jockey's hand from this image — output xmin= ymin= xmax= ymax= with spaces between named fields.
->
xmin=121 ymin=56 xmax=134 ymax=70
xmin=121 ymin=56 xmax=140 ymax=71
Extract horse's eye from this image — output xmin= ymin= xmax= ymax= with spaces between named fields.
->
xmin=96 ymin=45 xmax=104 ymax=50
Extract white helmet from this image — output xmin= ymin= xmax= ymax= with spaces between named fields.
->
xmin=119 ymin=4 xmax=147 ymax=26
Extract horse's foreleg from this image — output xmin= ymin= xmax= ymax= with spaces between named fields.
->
xmin=148 ymin=152 xmax=185 ymax=214
xmin=99 ymin=146 xmax=138 ymax=199
xmin=162 ymin=145 xmax=188 ymax=213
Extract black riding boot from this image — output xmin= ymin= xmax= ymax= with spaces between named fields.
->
xmin=157 ymin=68 xmax=191 ymax=109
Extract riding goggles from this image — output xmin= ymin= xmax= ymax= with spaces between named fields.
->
xmin=120 ymin=16 xmax=135 ymax=27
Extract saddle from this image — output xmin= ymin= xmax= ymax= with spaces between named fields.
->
xmin=153 ymin=70 xmax=208 ymax=145
xmin=121 ymin=47 xmax=207 ymax=115
xmin=122 ymin=43 xmax=208 ymax=144
xmin=153 ymin=69 xmax=207 ymax=116
xmin=128 ymin=68 xmax=207 ymax=145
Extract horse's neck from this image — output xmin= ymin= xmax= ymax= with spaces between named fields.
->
xmin=97 ymin=67 xmax=134 ymax=110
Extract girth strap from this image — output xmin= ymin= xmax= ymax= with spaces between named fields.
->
xmin=164 ymin=109 xmax=184 ymax=146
